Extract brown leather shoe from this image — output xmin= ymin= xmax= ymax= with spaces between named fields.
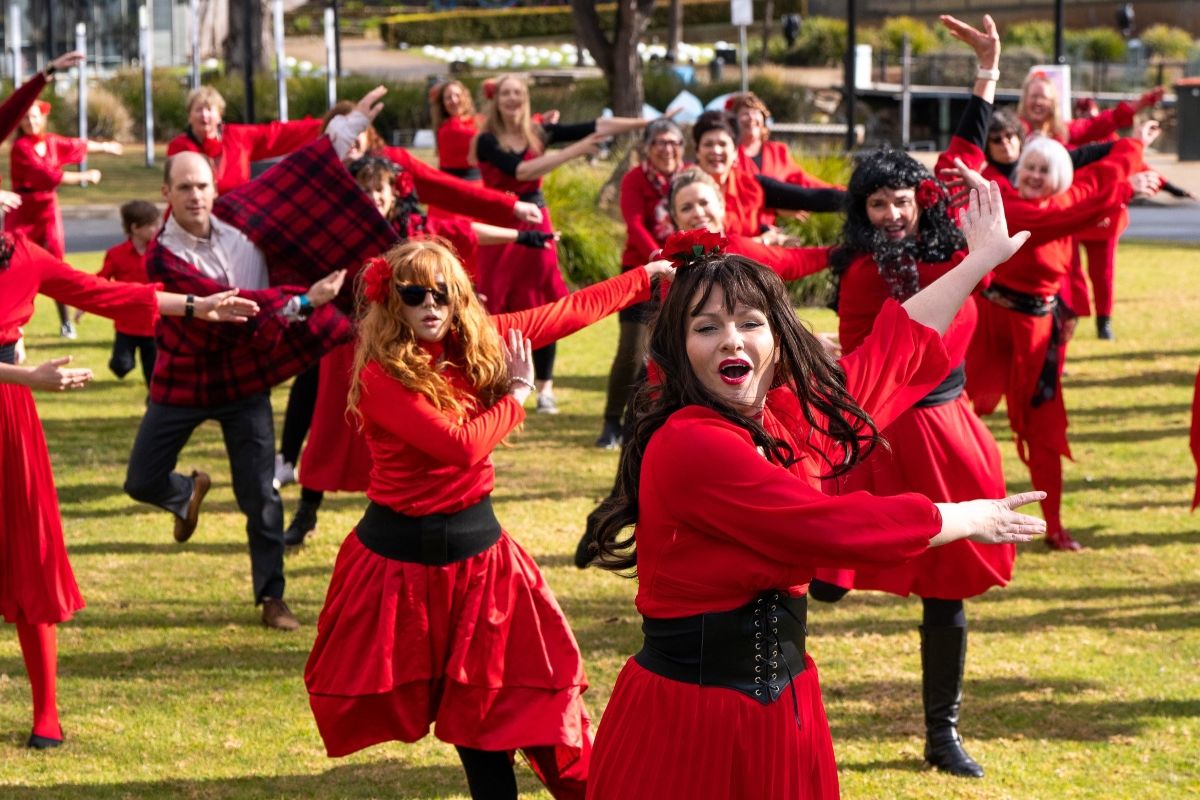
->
xmin=261 ymin=598 xmax=300 ymax=631
xmin=173 ymin=470 xmax=210 ymax=543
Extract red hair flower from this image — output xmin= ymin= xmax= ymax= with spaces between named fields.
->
xmin=724 ymin=95 xmax=738 ymax=111
xmin=662 ymin=229 xmax=728 ymax=269
xmin=915 ymin=179 xmax=945 ymax=210
xmin=361 ymin=256 xmax=393 ymax=305
xmin=482 ymin=78 xmax=497 ymax=101
xmin=395 ymin=169 xmax=415 ymax=199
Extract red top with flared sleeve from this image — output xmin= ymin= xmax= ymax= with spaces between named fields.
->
xmin=0 ymin=235 xmax=159 ymax=343
xmin=381 ymin=145 xmax=516 ymax=226
xmin=619 ymin=163 xmax=679 ymax=269
xmin=0 ymin=73 xmax=46 ymax=148
xmin=633 ymin=300 xmax=949 ymax=618
xmin=166 ymin=119 xmax=323 ymax=195
xmin=719 ymin=167 xmax=767 ymax=237
xmin=436 ymin=115 xmax=478 ymax=171
xmin=98 ymin=238 xmax=156 ymax=336
xmin=725 ymin=236 xmax=829 ymax=282
xmin=357 ymin=267 xmax=652 ymax=515
xmin=739 ymin=140 xmax=841 ymax=189
xmin=8 ymin=134 xmax=87 ymax=197
xmin=992 ymin=138 xmax=1142 ymax=297
xmin=1018 ymin=103 xmax=1136 ymax=146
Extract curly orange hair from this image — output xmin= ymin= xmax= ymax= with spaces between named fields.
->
xmin=348 ymin=239 xmax=509 ymax=423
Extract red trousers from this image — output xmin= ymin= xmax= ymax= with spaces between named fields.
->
xmin=1067 ymin=232 xmax=1119 ymax=317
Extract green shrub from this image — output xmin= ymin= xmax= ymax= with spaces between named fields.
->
xmin=1004 ymin=20 xmax=1053 ymax=57
xmin=103 ymin=69 xmax=192 ymax=140
xmin=782 ymin=16 xmax=848 ymax=67
xmin=879 ymin=16 xmax=940 ymax=57
xmin=1067 ymin=28 xmax=1126 ymax=62
xmin=50 ymin=85 xmax=134 ymax=142
xmin=543 ymin=163 xmax=624 ymax=287
xmin=1142 ymin=24 xmax=1195 ymax=61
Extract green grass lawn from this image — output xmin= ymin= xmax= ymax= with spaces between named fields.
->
xmin=1 ymin=243 xmax=1198 ymax=798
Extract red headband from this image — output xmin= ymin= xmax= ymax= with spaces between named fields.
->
xmin=662 ymin=229 xmax=728 ymax=269
xmin=34 ymin=100 xmax=51 ymax=116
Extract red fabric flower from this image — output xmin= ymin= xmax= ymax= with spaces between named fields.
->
xmin=915 ymin=178 xmax=945 ymax=210
xmin=362 ymin=256 xmax=393 ymax=305
xmin=662 ymin=229 xmax=728 ymax=269
xmin=724 ymin=95 xmax=738 ymax=111
xmin=482 ymin=78 xmax=497 ymax=101
xmin=395 ymin=169 xmax=415 ymax=199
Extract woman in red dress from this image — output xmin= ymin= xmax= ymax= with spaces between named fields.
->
xmin=0 ymin=234 xmax=256 ymax=749
xmin=471 ymin=73 xmax=650 ymax=413
xmin=304 ymin=239 xmax=672 ymax=798
xmin=430 ymin=79 xmax=482 ymax=183
xmin=6 ymin=96 xmax=123 ymax=338
xmin=165 ymin=86 xmax=323 ymax=196
xmin=586 ymin=184 xmax=1043 ymax=798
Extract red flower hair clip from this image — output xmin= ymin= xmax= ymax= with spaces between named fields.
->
xmin=361 ymin=256 xmax=393 ymax=305
xmin=724 ymin=95 xmax=738 ymax=111
xmin=482 ymin=78 xmax=497 ymax=101
xmin=662 ymin=229 xmax=728 ymax=269
xmin=395 ymin=169 xmax=415 ymax=199
xmin=915 ymin=178 xmax=946 ymax=210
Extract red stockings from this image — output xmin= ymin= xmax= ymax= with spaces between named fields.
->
xmin=15 ymin=620 xmax=61 ymax=739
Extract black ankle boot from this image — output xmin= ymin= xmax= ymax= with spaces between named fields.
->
xmin=920 ymin=624 xmax=984 ymax=778
xmin=1096 ymin=316 xmax=1115 ymax=340
xmin=284 ymin=499 xmax=319 ymax=547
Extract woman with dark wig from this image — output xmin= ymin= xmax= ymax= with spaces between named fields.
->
xmin=584 ymin=183 xmax=1043 ymax=798
xmin=808 ymin=148 xmax=1011 ymax=779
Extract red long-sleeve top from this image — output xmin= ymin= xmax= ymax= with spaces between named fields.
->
xmin=5 ymin=133 xmax=89 ymax=256
xmin=725 ymin=236 xmax=829 ymax=282
xmin=380 ymin=145 xmax=516 ymax=226
xmin=0 ymin=73 xmax=47 ymax=160
xmin=634 ymin=300 xmax=948 ymax=618
xmin=991 ymin=138 xmax=1142 ymax=297
xmin=619 ymin=163 xmax=680 ymax=269
xmin=719 ymin=166 xmax=767 ymax=237
xmin=436 ymin=115 xmax=479 ymax=172
xmin=166 ymin=118 xmax=323 ymax=195
xmin=0 ymin=235 xmax=159 ymax=344
xmin=98 ymin=238 xmax=156 ymax=336
xmin=357 ymin=267 xmax=652 ymax=516
xmin=1019 ymin=102 xmax=1137 ymax=147
xmin=738 ymin=141 xmax=843 ymax=228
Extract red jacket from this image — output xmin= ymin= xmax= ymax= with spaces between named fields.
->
xmin=166 ymin=118 xmax=323 ymax=195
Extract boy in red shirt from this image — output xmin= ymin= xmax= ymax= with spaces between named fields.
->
xmin=95 ymin=201 xmax=161 ymax=384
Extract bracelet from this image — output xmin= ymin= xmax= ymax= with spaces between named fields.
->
xmin=184 ymin=294 xmax=195 ymax=320
xmin=976 ymin=67 xmax=1000 ymax=81
xmin=44 ymin=64 xmax=57 ymax=77
xmin=509 ymin=376 xmax=536 ymax=392
xmin=297 ymin=294 xmax=313 ymax=319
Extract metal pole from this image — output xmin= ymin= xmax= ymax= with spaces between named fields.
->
xmin=844 ymin=0 xmax=856 ymax=152
xmin=273 ymin=0 xmax=287 ymax=121
xmin=738 ymin=24 xmax=748 ymax=92
xmin=900 ymin=33 xmax=911 ymax=150
xmin=242 ymin=0 xmax=255 ymax=123
xmin=10 ymin=3 xmax=23 ymax=86
xmin=189 ymin=0 xmax=200 ymax=90
xmin=76 ymin=23 xmax=88 ymax=178
xmin=140 ymin=3 xmax=154 ymax=167
xmin=324 ymin=6 xmax=337 ymax=109
xmin=1054 ymin=0 xmax=1065 ymax=64
xmin=331 ymin=0 xmax=342 ymax=78
xmin=43 ymin=0 xmax=53 ymax=72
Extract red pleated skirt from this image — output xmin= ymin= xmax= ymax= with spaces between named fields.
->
xmin=816 ymin=395 xmax=1014 ymax=600
xmin=476 ymin=207 xmax=567 ymax=314
xmin=305 ymin=527 xmax=590 ymax=766
xmin=0 ymin=383 xmax=84 ymax=625
xmin=298 ymin=343 xmax=371 ymax=494
xmin=587 ymin=656 xmax=839 ymax=799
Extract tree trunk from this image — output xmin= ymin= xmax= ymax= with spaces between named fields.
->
xmin=569 ymin=0 xmax=654 ymax=118
xmin=666 ymin=0 xmax=683 ymax=63
xmin=761 ymin=0 xmax=774 ymax=65
xmin=223 ymin=0 xmax=271 ymax=73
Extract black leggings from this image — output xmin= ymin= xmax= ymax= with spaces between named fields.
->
xmin=455 ymin=746 xmax=517 ymax=800
xmin=279 ymin=364 xmax=320 ymax=465
xmin=532 ymin=343 xmax=555 ymax=383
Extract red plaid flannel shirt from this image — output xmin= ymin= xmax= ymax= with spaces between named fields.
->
xmin=149 ymin=137 xmax=397 ymax=406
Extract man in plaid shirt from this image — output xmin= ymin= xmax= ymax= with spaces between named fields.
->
xmin=123 ymin=88 xmax=397 ymax=631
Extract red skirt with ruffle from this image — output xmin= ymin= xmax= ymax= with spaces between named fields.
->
xmin=298 ymin=343 xmax=370 ymax=494
xmin=0 ymin=383 xmax=85 ymax=624
xmin=587 ymin=656 xmax=839 ymax=799
xmin=305 ymin=527 xmax=590 ymax=767
xmin=816 ymin=395 xmax=1014 ymax=600
xmin=476 ymin=207 xmax=567 ymax=314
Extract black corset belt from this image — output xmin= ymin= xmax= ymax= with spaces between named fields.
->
xmin=518 ymin=190 xmax=546 ymax=207
xmin=0 ymin=342 xmax=15 ymax=365
xmin=634 ymin=591 xmax=807 ymax=705
xmin=915 ymin=363 xmax=966 ymax=408
xmin=442 ymin=166 xmax=481 ymax=181
xmin=354 ymin=497 xmax=501 ymax=566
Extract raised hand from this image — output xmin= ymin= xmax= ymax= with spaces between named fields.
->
xmin=1137 ymin=86 xmax=1165 ymax=111
xmin=355 ymin=86 xmax=388 ymax=122
xmin=195 ymin=289 xmax=260 ymax=322
xmin=642 ymin=258 xmax=676 ymax=282
xmin=961 ymin=180 xmax=1030 ymax=268
xmin=571 ymin=132 xmax=609 ymax=160
xmin=935 ymin=491 xmax=1047 ymax=546
xmin=306 ymin=269 xmax=347 ymax=308
xmin=502 ymin=328 xmax=535 ymax=403
xmin=48 ymin=51 xmax=86 ymax=73
xmin=512 ymin=201 xmax=544 ymax=225
xmin=26 ymin=356 xmax=93 ymax=392
xmin=940 ymin=14 xmax=1000 ymax=68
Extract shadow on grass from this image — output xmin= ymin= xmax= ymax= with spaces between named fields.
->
xmin=827 ymin=676 xmax=1200 ymax=742
xmin=548 ymin=373 xmax=609 ymax=394
xmin=1066 ymin=368 xmax=1198 ymax=389
xmin=0 ymin=760 xmax=478 ymax=799
xmin=65 ymin=540 xmax=247 ymax=556
xmin=1067 ymin=346 xmax=1200 ymax=363
xmin=1067 ymin=424 xmax=1189 ymax=444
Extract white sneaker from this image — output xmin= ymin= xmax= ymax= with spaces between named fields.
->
xmin=536 ymin=393 xmax=559 ymax=414
xmin=60 ymin=322 xmax=77 ymax=340
xmin=273 ymin=454 xmax=296 ymax=490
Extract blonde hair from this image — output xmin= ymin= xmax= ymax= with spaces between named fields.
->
xmin=185 ymin=86 xmax=226 ymax=117
xmin=668 ymin=167 xmax=726 ymax=227
xmin=348 ymin=239 xmax=509 ymax=422
xmin=1017 ymin=74 xmax=1067 ymax=142
xmin=471 ymin=74 xmax=543 ymax=163
xmin=430 ymin=80 xmax=476 ymax=132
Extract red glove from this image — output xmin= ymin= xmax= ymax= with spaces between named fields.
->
xmin=1138 ymin=86 xmax=1165 ymax=110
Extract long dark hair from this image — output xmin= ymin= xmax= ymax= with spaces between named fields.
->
xmin=591 ymin=255 xmax=882 ymax=572
xmin=829 ymin=149 xmax=964 ymax=304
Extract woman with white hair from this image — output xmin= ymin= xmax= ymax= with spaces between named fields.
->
xmin=955 ymin=127 xmax=1155 ymax=551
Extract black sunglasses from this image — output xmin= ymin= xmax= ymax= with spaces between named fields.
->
xmin=397 ymin=283 xmax=450 ymax=307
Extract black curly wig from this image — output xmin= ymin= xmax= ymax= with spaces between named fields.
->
xmin=829 ymin=148 xmax=964 ymax=304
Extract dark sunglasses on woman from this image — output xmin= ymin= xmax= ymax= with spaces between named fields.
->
xmin=397 ymin=283 xmax=450 ymax=307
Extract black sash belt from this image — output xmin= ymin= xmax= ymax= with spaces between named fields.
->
xmin=635 ymin=591 xmax=807 ymax=706
xmin=442 ymin=166 xmax=481 ymax=181
xmin=982 ymin=282 xmax=1070 ymax=408
xmin=915 ymin=363 xmax=966 ymax=408
xmin=354 ymin=497 xmax=501 ymax=565
xmin=518 ymin=190 xmax=546 ymax=207
xmin=981 ymin=282 xmax=1056 ymax=317
xmin=0 ymin=342 xmax=15 ymax=365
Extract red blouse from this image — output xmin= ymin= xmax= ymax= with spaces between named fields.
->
xmin=0 ymin=235 xmax=159 ymax=343
xmin=166 ymin=118 xmax=323 ymax=195
xmin=436 ymin=115 xmax=478 ymax=171
xmin=725 ymin=236 xmax=829 ymax=282
xmin=98 ymin=238 xmax=155 ymax=336
xmin=381 ymin=145 xmax=516 ymax=226
xmin=358 ymin=267 xmax=652 ymax=516
xmin=720 ymin=167 xmax=767 ymax=237
xmin=619 ymin=163 xmax=678 ymax=269
xmin=8 ymin=133 xmax=87 ymax=197
xmin=634 ymin=300 xmax=949 ymax=618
